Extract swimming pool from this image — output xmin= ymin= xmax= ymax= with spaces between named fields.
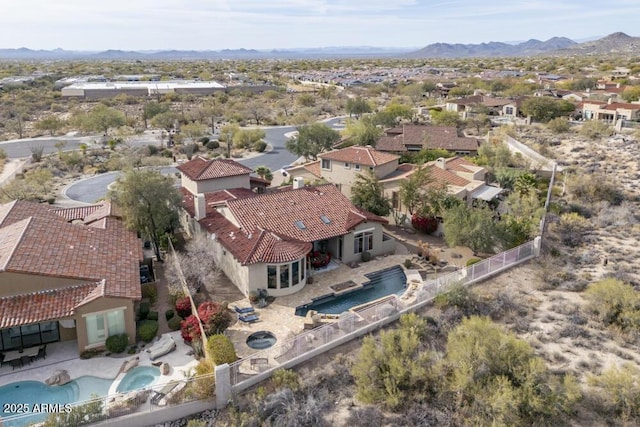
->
xmin=295 ymin=265 xmax=406 ymax=316
xmin=0 ymin=376 xmax=112 ymax=427
xmin=115 ymin=366 xmax=160 ymax=393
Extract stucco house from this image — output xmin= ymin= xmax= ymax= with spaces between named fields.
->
xmin=375 ymin=124 xmax=480 ymax=156
xmin=0 ymin=200 xmax=143 ymax=355
xmin=581 ymin=100 xmax=640 ymax=123
xmin=178 ymin=157 xmax=395 ymax=297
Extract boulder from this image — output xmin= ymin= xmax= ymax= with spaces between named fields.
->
xmin=160 ymin=362 xmax=171 ymax=375
xmin=45 ymin=370 xmax=71 ymax=386
xmin=121 ymin=357 xmax=139 ymax=373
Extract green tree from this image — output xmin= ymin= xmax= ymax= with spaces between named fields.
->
xmin=579 ymin=120 xmax=613 ymax=140
xmin=547 ymin=117 xmax=570 ymax=133
xmin=443 ymin=202 xmax=498 ymax=254
xmin=346 ymin=97 xmax=372 ymax=119
xmin=34 ymin=115 xmax=65 ymax=136
xmin=350 ymin=169 xmax=391 ymax=216
xmin=399 ymin=164 xmax=433 ymax=215
xmin=621 ymin=86 xmax=640 ymax=102
xmin=285 ymin=123 xmax=340 ymax=161
xmin=233 ymin=128 xmax=265 ymax=149
xmin=79 ymin=104 xmax=126 ymax=135
xmin=109 ymin=169 xmax=182 ymax=261
xmin=520 ymin=97 xmax=575 ymax=123
xmin=430 ymin=110 xmax=462 ymax=127
xmin=151 ymin=110 xmax=179 ymax=134
xmin=343 ymin=117 xmax=383 ymax=146
xmin=206 ymin=334 xmax=237 ymax=365
xmin=142 ymin=101 xmax=169 ymax=128
xmin=255 ymin=166 xmax=273 ymax=181
xmin=181 ymin=122 xmax=206 ymax=144
xmin=220 ymin=123 xmax=240 ymax=158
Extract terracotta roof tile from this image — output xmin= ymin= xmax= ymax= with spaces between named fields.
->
xmin=181 ymin=187 xmax=256 ymax=217
xmin=303 ymin=161 xmax=322 ymax=178
xmin=227 ymin=184 xmax=387 ymax=243
xmin=0 ymin=200 xmax=142 ymax=300
xmin=0 ymin=283 xmax=101 ymax=329
xmin=50 ymin=202 xmax=107 ymax=222
xmin=427 ymin=164 xmax=470 ymax=187
xmin=319 ymin=146 xmax=399 ymax=167
xmin=176 ymin=156 xmax=252 ymax=181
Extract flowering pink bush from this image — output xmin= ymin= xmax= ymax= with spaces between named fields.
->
xmin=411 ymin=214 xmax=439 ymax=234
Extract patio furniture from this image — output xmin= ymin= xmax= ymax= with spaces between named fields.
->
xmin=250 ymin=357 xmax=269 ymax=371
xmin=150 ymin=381 xmax=180 ymax=406
xmin=0 ymin=352 xmax=4 ymax=368
xmin=21 ymin=355 xmax=32 ymax=366
xmin=238 ymin=314 xmax=259 ymax=323
xmin=10 ymin=358 xmax=22 ymax=370
xmin=146 ymin=335 xmax=176 ymax=361
xmin=33 ymin=345 xmax=47 ymax=361
xmin=233 ymin=305 xmax=255 ymax=314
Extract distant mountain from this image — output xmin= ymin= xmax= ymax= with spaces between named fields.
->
xmin=0 ymin=46 xmax=411 ymax=60
xmin=552 ymin=32 xmax=640 ymax=55
xmin=408 ymin=37 xmax=577 ymax=58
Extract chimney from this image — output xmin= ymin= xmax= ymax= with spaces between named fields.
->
xmin=293 ymin=177 xmax=305 ymax=189
xmin=607 ymin=98 xmax=613 ymax=105
xmin=194 ymin=193 xmax=206 ymax=220
xmin=435 ymin=157 xmax=447 ymax=170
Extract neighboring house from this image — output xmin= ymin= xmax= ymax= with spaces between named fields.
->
xmin=376 ymin=124 xmax=480 ymax=156
xmin=501 ymin=97 xmax=529 ymax=118
xmin=581 ymin=100 xmax=640 ymax=123
xmin=317 ymin=146 xmax=400 ymax=197
xmin=381 ymin=157 xmax=501 ymax=215
xmin=176 ymin=156 xmax=269 ymax=194
xmin=0 ymin=200 xmax=143 ymax=354
xmin=178 ymin=157 xmax=395 ymax=297
xmin=445 ymin=95 xmax=512 ymax=116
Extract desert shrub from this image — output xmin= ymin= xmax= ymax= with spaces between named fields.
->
xmin=588 ymin=364 xmax=640 ymax=423
xmin=252 ymin=140 xmax=267 ymax=152
xmin=554 ymin=212 xmax=590 ymax=247
xmin=403 ymin=258 xmax=413 ymax=269
xmin=547 ymin=117 xmax=570 ymax=133
xmin=198 ymin=301 xmax=232 ymax=335
xmin=188 ymin=358 xmax=215 ymax=400
xmin=165 ymin=309 xmax=175 ymax=321
xmin=147 ymin=311 xmax=159 ymax=321
xmin=206 ymin=334 xmax=237 ymax=365
xmin=411 ymin=214 xmax=439 ymax=234
xmin=585 ymin=278 xmax=640 ymax=332
xmin=361 ymin=251 xmax=372 ymax=262
xmin=186 ymin=420 xmax=207 ymax=427
xmin=352 ymin=313 xmax=435 ymax=410
xmin=442 ymin=316 xmax=581 ymax=426
xmin=566 ymin=172 xmax=625 ymax=205
xmin=579 ymin=120 xmax=613 ymax=139
xmin=138 ymin=300 xmax=151 ymax=320
xmin=138 ymin=320 xmax=159 ymax=342
xmin=198 ymin=136 xmax=210 ymax=144
xmin=168 ymin=315 xmax=182 ymax=331
xmin=176 ymin=296 xmax=192 ymax=318
xmin=105 ymin=333 xmax=128 ymax=353
xmin=141 ymin=283 xmax=157 ymax=304
xmin=206 ymin=140 xmax=219 ymax=150
xmin=41 ymin=394 xmax=103 ymax=427
xmin=147 ymin=145 xmax=159 ymax=156
xmin=346 ymin=406 xmax=387 ymax=427
xmin=466 ymin=257 xmax=481 ymax=266
xmin=271 ymin=369 xmax=300 ymax=391
xmin=434 ymin=282 xmax=477 ymax=313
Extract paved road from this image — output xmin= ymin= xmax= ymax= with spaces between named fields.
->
xmin=61 ymin=117 xmax=346 ymax=204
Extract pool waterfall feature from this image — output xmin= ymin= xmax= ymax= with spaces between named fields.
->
xmin=295 ymin=265 xmax=407 ymax=317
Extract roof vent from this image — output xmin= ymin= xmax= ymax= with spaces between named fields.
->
xmin=294 ymin=220 xmax=307 ymax=230
xmin=320 ymin=215 xmax=331 ymax=224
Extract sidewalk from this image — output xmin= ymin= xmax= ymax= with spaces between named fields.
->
xmin=0 ymin=157 xmax=29 ymax=188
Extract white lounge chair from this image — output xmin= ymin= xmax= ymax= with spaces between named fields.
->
xmin=146 ymin=335 xmax=176 ymax=361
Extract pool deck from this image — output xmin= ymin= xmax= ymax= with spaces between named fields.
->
xmin=0 ymin=331 xmax=198 ymax=391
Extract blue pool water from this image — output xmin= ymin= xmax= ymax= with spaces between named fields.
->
xmin=116 ymin=366 xmax=160 ymax=393
xmin=295 ymin=265 xmax=406 ymax=316
xmin=0 ymin=376 xmax=112 ymax=427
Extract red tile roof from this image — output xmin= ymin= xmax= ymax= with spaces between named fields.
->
xmin=0 ymin=282 xmax=102 ymax=329
xmin=444 ymin=157 xmax=479 ymax=173
xmin=427 ymin=164 xmax=471 ymax=187
xmin=303 ymin=161 xmax=322 ymax=178
xmin=602 ymin=102 xmax=640 ymax=111
xmin=319 ymin=146 xmax=399 ymax=167
xmin=176 ymin=156 xmax=253 ymax=181
xmin=192 ymin=184 xmax=386 ymax=265
xmin=181 ymin=187 xmax=257 ymax=218
xmin=227 ymin=184 xmax=387 ymax=243
xmin=0 ymin=201 xmax=142 ymax=300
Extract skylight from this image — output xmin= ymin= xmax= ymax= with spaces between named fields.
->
xmin=294 ymin=220 xmax=307 ymax=230
xmin=320 ymin=215 xmax=331 ymax=224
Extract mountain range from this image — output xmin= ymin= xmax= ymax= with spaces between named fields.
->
xmin=0 ymin=33 xmax=638 ymax=60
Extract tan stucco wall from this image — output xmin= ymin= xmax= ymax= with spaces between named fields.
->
xmin=196 ymin=175 xmax=250 ymax=193
xmin=250 ymin=260 xmax=307 ymax=297
xmin=74 ymin=298 xmax=136 ymax=353
xmin=342 ymin=222 xmax=392 ymax=264
xmin=374 ymin=161 xmax=399 ymax=180
xmin=321 ymin=160 xmax=398 ymax=198
xmin=0 ymin=272 xmax=88 ymax=298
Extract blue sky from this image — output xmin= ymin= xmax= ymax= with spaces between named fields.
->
xmin=1 ymin=0 xmax=639 ymax=50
